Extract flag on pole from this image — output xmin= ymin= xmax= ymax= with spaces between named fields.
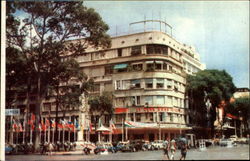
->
xmin=61 ymin=119 xmax=66 ymax=129
xmin=45 ymin=118 xmax=50 ymax=127
xmin=19 ymin=122 xmax=23 ymax=132
xmin=110 ymin=119 xmax=116 ymax=133
xmin=41 ymin=119 xmax=46 ymax=131
xmin=12 ymin=120 xmax=18 ymax=132
xmin=74 ymin=119 xmax=79 ymax=130
xmin=58 ymin=120 xmax=63 ymax=129
xmin=51 ymin=119 xmax=56 ymax=128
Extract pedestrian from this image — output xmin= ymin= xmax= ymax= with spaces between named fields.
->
xmin=169 ymin=138 xmax=176 ymax=160
xmin=180 ymin=141 xmax=188 ymax=160
xmin=48 ymin=142 xmax=53 ymax=156
xmin=163 ymin=138 xmax=170 ymax=160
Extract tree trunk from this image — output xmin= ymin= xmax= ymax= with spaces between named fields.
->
xmin=34 ymin=73 xmax=41 ymax=151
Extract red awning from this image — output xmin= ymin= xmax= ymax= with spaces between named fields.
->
xmin=226 ymin=113 xmax=238 ymax=119
xmin=115 ymin=108 xmax=128 ymax=113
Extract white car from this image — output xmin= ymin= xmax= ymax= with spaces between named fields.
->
xmin=219 ymin=139 xmax=236 ymax=147
xmin=229 ymin=135 xmax=238 ymax=142
xmin=151 ymin=140 xmax=164 ymax=150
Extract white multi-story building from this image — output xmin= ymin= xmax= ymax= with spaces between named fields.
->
xmin=75 ymin=20 xmax=206 ymax=141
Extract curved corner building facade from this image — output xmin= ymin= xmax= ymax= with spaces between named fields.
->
xmin=77 ymin=21 xmax=206 ymax=142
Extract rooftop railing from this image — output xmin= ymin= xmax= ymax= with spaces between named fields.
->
xmin=108 ymin=19 xmax=173 ymax=38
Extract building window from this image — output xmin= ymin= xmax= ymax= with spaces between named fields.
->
xmin=115 ymin=114 xmax=125 ymax=123
xmin=163 ymin=46 xmax=168 ymax=55
xmin=156 ymin=79 xmax=164 ymax=88
xmin=149 ymin=113 xmax=153 ymax=121
xmin=131 ymin=79 xmax=141 ymax=88
xmin=146 ymin=61 xmax=155 ymax=71
xmin=170 ymin=113 xmax=173 ymax=122
xmin=118 ymin=48 xmax=122 ymax=57
xmin=159 ymin=112 xmax=164 ymax=122
xmin=136 ymin=96 xmax=141 ymax=105
xmin=132 ymin=63 xmax=143 ymax=71
xmin=136 ymin=113 xmax=141 ymax=122
xmin=146 ymin=45 xmax=154 ymax=55
xmin=105 ymin=65 xmax=113 ymax=75
xmin=146 ymin=44 xmax=168 ymax=55
xmin=131 ymin=46 xmax=141 ymax=55
xmin=116 ymin=80 xmax=122 ymax=90
xmin=131 ymin=96 xmax=141 ymax=106
xmin=145 ymin=79 xmax=153 ymax=88
xmin=156 ymin=96 xmax=165 ymax=105
xmin=155 ymin=61 xmax=163 ymax=70
xmin=167 ymin=79 xmax=172 ymax=89
xmin=163 ymin=62 xmax=167 ymax=70
xmin=144 ymin=96 xmax=153 ymax=105
xmin=130 ymin=113 xmax=134 ymax=121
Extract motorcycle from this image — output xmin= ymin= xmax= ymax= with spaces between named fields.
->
xmin=83 ymin=146 xmax=91 ymax=155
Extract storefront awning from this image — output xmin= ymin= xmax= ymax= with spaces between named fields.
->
xmin=114 ymin=64 xmax=128 ymax=69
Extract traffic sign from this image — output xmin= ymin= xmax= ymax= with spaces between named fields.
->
xmin=5 ymin=109 xmax=20 ymax=116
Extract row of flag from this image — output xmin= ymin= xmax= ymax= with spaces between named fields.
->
xmin=11 ymin=113 xmax=117 ymax=133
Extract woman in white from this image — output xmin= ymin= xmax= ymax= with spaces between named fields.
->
xmin=169 ymin=139 xmax=176 ymax=160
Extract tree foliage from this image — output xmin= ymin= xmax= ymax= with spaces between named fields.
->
xmin=88 ymin=91 xmax=114 ymax=117
xmin=226 ymin=96 xmax=250 ymax=129
xmin=6 ymin=1 xmax=111 ymax=149
xmin=186 ymin=69 xmax=236 ymax=136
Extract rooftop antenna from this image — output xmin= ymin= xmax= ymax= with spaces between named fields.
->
xmin=144 ymin=15 xmax=146 ymax=32
xmin=159 ymin=11 xmax=161 ymax=32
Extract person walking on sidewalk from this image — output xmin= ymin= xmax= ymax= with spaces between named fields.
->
xmin=180 ymin=141 xmax=188 ymax=160
xmin=163 ymin=138 xmax=170 ymax=160
xmin=169 ymin=138 xmax=176 ymax=160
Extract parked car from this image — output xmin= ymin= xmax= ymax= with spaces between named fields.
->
xmin=116 ymin=141 xmax=128 ymax=152
xmin=219 ymin=139 xmax=236 ymax=147
xmin=120 ymin=142 xmax=137 ymax=152
xmin=151 ymin=140 xmax=164 ymax=150
xmin=142 ymin=141 xmax=153 ymax=151
xmin=5 ymin=143 xmax=14 ymax=155
xmin=229 ymin=135 xmax=238 ymax=142
xmin=94 ymin=143 xmax=108 ymax=155
xmin=103 ymin=142 xmax=118 ymax=153
xmin=130 ymin=140 xmax=146 ymax=151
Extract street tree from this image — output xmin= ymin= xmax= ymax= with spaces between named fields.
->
xmin=88 ymin=91 xmax=113 ymax=141
xmin=186 ymin=69 xmax=236 ymax=137
xmin=7 ymin=1 xmax=111 ymax=150
xmin=226 ymin=96 xmax=250 ymax=135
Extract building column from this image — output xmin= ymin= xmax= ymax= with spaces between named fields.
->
xmin=77 ymin=113 xmax=85 ymax=141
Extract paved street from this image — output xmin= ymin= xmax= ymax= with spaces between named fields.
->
xmin=5 ymin=144 xmax=249 ymax=160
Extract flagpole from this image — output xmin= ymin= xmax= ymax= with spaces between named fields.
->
xmin=53 ymin=127 xmax=55 ymax=143
xmin=63 ymin=127 xmax=65 ymax=143
xmin=10 ymin=117 xmax=13 ymax=144
xmin=122 ymin=118 xmax=124 ymax=142
xmin=48 ymin=122 xmax=50 ymax=143
xmin=30 ymin=128 xmax=32 ymax=144
xmin=58 ymin=128 xmax=61 ymax=142
xmin=22 ymin=122 xmax=25 ymax=144
xmin=44 ymin=128 xmax=47 ymax=143
xmin=109 ymin=121 xmax=112 ymax=143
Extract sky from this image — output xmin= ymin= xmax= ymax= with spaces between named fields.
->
xmin=85 ymin=1 xmax=249 ymax=88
